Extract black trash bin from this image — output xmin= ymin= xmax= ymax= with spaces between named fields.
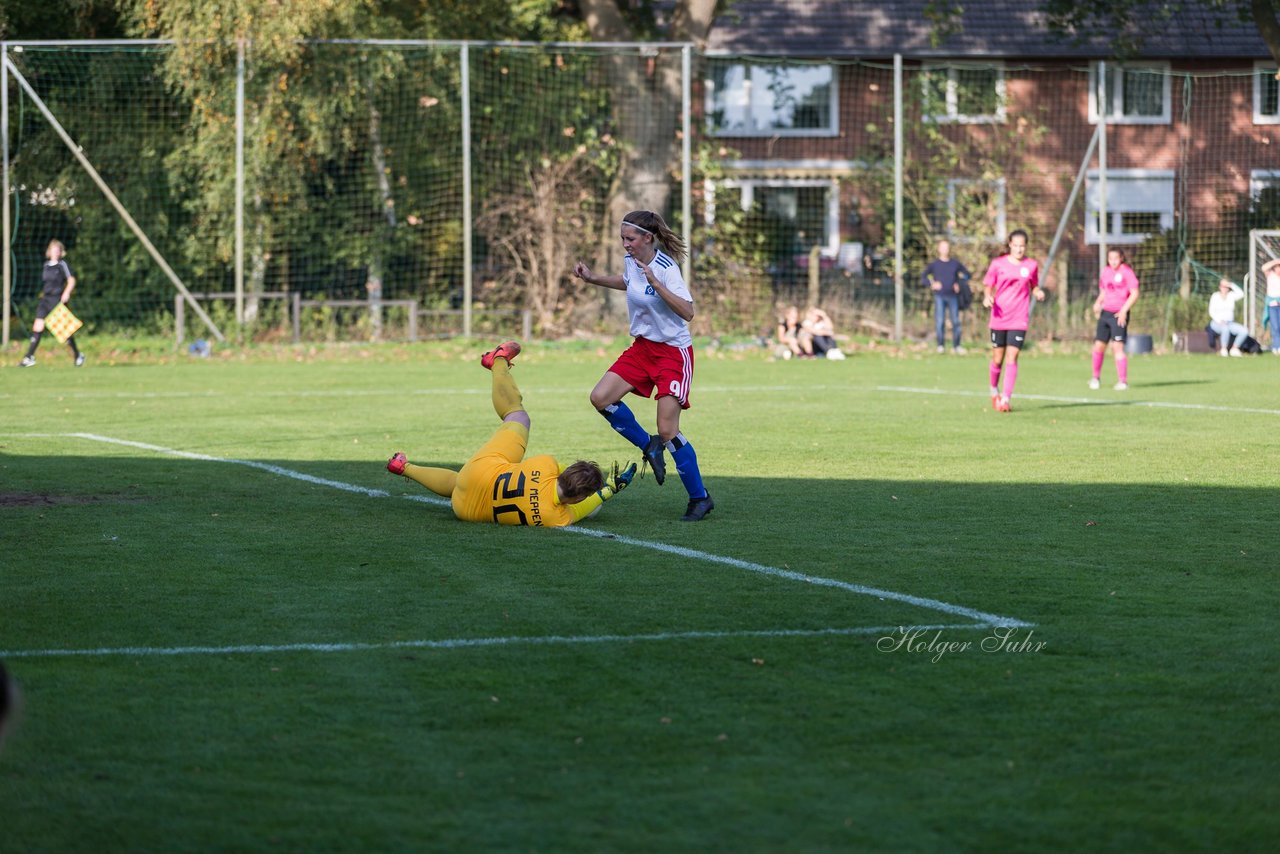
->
xmin=1125 ymin=334 xmax=1153 ymax=354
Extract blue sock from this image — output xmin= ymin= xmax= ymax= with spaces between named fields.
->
xmin=666 ymin=433 xmax=708 ymax=500
xmin=598 ymin=401 xmax=650 ymax=451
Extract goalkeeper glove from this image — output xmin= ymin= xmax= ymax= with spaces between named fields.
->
xmin=610 ymin=461 xmax=637 ymax=495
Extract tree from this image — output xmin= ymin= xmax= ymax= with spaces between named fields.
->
xmin=574 ymin=0 xmax=719 ymax=218
xmin=0 ymin=0 xmax=123 ymax=40
xmin=1040 ymin=1 xmax=1280 ymax=65
xmin=114 ymin=1 xmax=383 ymax=325
xmin=114 ymin=1 xmax=585 ymax=335
xmin=475 ymin=146 xmax=613 ymax=334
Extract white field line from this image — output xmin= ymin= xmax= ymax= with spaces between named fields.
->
xmin=877 ymin=385 xmax=1280 ymax=416
xmin=0 ymin=384 xmax=840 ymax=402
xmin=0 ymin=432 xmax=1032 ymax=659
xmin=9 ymin=382 xmax=1278 ymax=417
xmin=66 ymin=433 xmax=400 ymax=499
xmin=66 ymin=432 xmax=1030 ymax=628
xmin=0 ymin=388 xmax=488 ymax=401
xmin=1 ymin=624 xmax=989 ymax=660
xmin=564 ymin=526 xmax=1023 ymax=626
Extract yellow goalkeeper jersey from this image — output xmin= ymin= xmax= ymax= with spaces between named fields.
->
xmin=452 ymin=451 xmax=604 ymax=527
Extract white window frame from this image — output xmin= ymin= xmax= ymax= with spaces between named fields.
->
xmin=1088 ymin=62 xmax=1171 ymax=125
xmin=705 ymin=171 xmax=842 ymax=257
xmin=1253 ymin=62 xmax=1280 ymax=125
xmin=921 ymin=62 xmax=1007 ymax=124
xmin=1250 ymin=169 xmax=1280 ymax=199
xmin=1085 ymin=169 xmax=1175 ymax=245
xmin=704 ymin=60 xmax=839 ymax=138
xmin=943 ymin=178 xmax=1007 ymax=244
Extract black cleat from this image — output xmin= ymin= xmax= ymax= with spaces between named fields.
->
xmin=643 ymin=435 xmax=667 ymax=486
xmin=680 ymin=493 xmax=714 ymax=522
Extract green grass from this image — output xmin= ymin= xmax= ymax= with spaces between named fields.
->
xmin=1 ymin=341 xmax=1277 ymax=851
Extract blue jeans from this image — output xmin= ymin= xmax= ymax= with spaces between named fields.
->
xmin=934 ymin=293 xmax=961 ymax=348
xmin=1210 ymin=320 xmax=1248 ymax=349
xmin=1269 ymin=303 xmax=1280 ymax=351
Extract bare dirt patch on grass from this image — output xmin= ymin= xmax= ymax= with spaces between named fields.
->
xmin=0 ymin=492 xmax=146 ymax=508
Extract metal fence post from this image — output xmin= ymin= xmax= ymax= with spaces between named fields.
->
xmin=2 ymin=42 xmax=10 ymax=349
xmin=681 ymin=44 xmax=692 ymax=285
xmin=175 ymin=294 xmax=185 ymax=347
xmin=461 ymin=43 xmax=472 ymax=338
xmin=234 ymin=39 xmax=246 ymax=330
xmin=893 ymin=53 xmax=904 ymax=342
xmin=1098 ymin=61 xmax=1108 ymax=271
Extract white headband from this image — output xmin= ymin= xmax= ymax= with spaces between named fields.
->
xmin=621 ymin=220 xmax=653 ymax=235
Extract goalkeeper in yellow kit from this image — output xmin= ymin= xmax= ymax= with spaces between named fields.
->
xmin=387 ymin=341 xmax=636 ymax=526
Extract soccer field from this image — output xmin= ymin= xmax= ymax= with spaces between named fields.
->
xmin=2 ymin=343 xmax=1277 ymax=850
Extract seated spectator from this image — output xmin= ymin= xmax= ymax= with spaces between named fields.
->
xmin=801 ymin=306 xmax=846 ymax=360
xmin=776 ymin=305 xmax=807 ymax=359
xmin=1209 ymin=278 xmax=1248 ymax=357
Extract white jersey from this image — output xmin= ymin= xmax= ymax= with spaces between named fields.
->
xmin=623 ymin=250 xmax=692 ymax=348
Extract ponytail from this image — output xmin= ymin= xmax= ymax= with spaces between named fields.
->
xmin=622 ymin=210 xmax=687 ymax=264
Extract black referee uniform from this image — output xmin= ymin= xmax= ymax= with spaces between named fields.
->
xmin=21 ymin=258 xmax=82 ymax=366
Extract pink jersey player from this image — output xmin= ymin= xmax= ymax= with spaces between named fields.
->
xmin=1097 ymin=257 xmax=1139 ymax=313
xmin=1090 ymin=248 xmax=1140 ymax=391
xmin=984 ymin=253 xmax=1039 ymax=330
xmin=982 ymin=229 xmax=1046 ymax=412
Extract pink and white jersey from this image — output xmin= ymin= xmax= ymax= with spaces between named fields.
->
xmin=983 ymin=254 xmax=1039 ymax=331
xmin=1098 ymin=263 xmax=1139 ymax=313
xmin=623 ymin=250 xmax=692 ymax=348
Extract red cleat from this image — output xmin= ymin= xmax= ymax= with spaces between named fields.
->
xmin=387 ymin=452 xmax=407 ymax=475
xmin=480 ymin=341 xmax=522 ymax=370
xmin=991 ymin=392 xmax=1001 ymax=411
xmin=996 ymin=397 xmax=1011 ymax=412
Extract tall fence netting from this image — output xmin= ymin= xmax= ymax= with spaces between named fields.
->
xmin=6 ymin=46 xmax=1280 ymax=345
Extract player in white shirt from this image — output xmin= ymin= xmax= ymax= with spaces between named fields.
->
xmin=1208 ymin=278 xmax=1248 ymax=357
xmin=573 ymin=210 xmax=713 ymax=521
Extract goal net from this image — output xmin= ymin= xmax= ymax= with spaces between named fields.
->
xmin=1249 ymin=229 xmax=1280 ymax=342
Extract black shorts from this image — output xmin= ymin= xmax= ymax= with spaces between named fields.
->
xmin=35 ymin=295 xmax=60 ymax=320
xmin=989 ymin=329 xmax=1026 ymax=349
xmin=1095 ymin=311 xmax=1127 ymax=344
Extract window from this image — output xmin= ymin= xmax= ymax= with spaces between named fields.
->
xmin=1085 ymin=170 xmax=1175 ymax=244
xmin=921 ymin=63 xmax=1006 ymax=123
xmin=931 ymin=179 xmax=1007 ymax=243
xmin=706 ymin=60 xmax=837 ymax=136
xmin=1250 ymin=169 xmax=1280 ymax=199
xmin=706 ymin=173 xmax=841 ymax=258
xmin=1089 ymin=63 xmax=1171 ymax=124
xmin=1249 ymin=170 xmax=1280 ymax=222
xmin=1254 ymin=63 xmax=1280 ymax=124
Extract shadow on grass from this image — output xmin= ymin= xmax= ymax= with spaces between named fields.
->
xmin=1130 ymin=379 xmax=1215 ymax=389
xmin=1 ymin=452 xmax=1274 ymax=577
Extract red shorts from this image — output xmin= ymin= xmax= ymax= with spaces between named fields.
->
xmin=608 ymin=337 xmax=694 ymax=409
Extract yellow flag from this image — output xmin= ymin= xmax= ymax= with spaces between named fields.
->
xmin=43 ymin=303 xmax=83 ymax=344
